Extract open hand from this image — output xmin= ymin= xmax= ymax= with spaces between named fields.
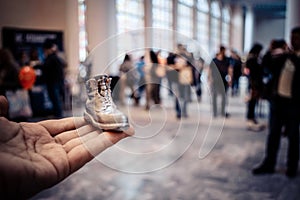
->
xmin=0 ymin=96 xmax=133 ymax=199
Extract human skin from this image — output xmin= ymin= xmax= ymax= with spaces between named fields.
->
xmin=0 ymin=96 xmax=134 ymax=199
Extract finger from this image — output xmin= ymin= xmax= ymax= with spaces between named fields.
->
xmin=67 ymin=145 xmax=93 ymax=173
xmin=63 ymin=126 xmax=134 ymax=153
xmin=39 ymin=117 xmax=87 ymax=136
xmin=55 ymin=129 xmax=78 ymax=145
xmin=67 ymin=131 xmax=130 ymax=173
xmin=0 ymin=96 xmax=8 ymax=117
xmin=0 ymin=117 xmax=20 ymax=142
xmin=81 ymin=127 xmax=134 ymax=156
xmin=55 ymin=124 xmax=101 ymax=145
xmin=120 ymin=125 xmax=135 ymax=137
xmin=63 ymin=130 xmax=100 ymax=153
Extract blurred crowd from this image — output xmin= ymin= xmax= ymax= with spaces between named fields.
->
xmin=0 ymin=39 xmax=68 ymax=121
xmin=114 ymin=43 xmax=244 ymax=120
xmin=115 ymin=44 xmax=206 ymax=119
xmin=1 ymin=31 xmax=299 ymax=128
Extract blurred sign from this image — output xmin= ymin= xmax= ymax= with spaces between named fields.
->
xmin=2 ymin=27 xmax=64 ymax=63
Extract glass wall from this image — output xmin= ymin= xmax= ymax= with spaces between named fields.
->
xmin=113 ymin=0 xmax=233 ymax=56
xmin=152 ymin=0 xmax=173 ymax=29
xmin=116 ymin=0 xmax=145 ymax=57
xmin=210 ymin=0 xmax=221 ymax=54
xmin=221 ymin=6 xmax=231 ymax=48
xmin=152 ymin=0 xmax=173 ymax=51
xmin=196 ymin=0 xmax=209 ymax=54
xmin=177 ymin=0 xmax=194 ymax=39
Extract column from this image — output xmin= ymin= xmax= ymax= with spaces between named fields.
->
xmin=244 ymin=5 xmax=254 ymax=53
xmin=65 ymin=0 xmax=79 ymax=76
xmin=173 ymin=0 xmax=178 ymax=50
xmin=230 ymin=5 xmax=243 ymax=53
xmin=86 ymin=0 xmax=117 ymax=76
xmin=144 ymin=0 xmax=152 ymax=48
xmin=285 ymin=0 xmax=300 ymax=42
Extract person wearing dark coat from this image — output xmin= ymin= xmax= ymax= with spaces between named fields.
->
xmin=43 ymin=39 xmax=66 ymax=118
xmin=252 ymin=27 xmax=300 ymax=178
xmin=245 ymin=43 xmax=263 ymax=127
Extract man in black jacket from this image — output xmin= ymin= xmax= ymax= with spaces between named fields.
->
xmin=252 ymin=27 xmax=300 ymax=178
xmin=209 ymin=46 xmax=232 ymax=118
xmin=43 ymin=39 xmax=65 ymax=118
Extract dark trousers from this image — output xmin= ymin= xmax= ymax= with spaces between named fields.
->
xmin=195 ymin=81 xmax=202 ymax=97
xmin=137 ymin=77 xmax=146 ymax=97
xmin=263 ymin=97 xmax=300 ymax=172
xmin=247 ymin=98 xmax=258 ymax=120
xmin=47 ymin=83 xmax=63 ymax=118
xmin=231 ymin=78 xmax=240 ymax=96
xmin=151 ymin=83 xmax=161 ymax=104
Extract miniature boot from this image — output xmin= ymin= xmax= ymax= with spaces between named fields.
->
xmin=84 ymin=74 xmax=129 ymax=131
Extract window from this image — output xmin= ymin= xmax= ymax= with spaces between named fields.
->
xmin=221 ymin=6 xmax=231 ymax=48
xmin=152 ymin=0 xmax=173 ymax=51
xmin=197 ymin=0 xmax=209 ymax=53
xmin=78 ymin=0 xmax=88 ymax=62
xmin=197 ymin=0 xmax=209 ymax=12
xmin=177 ymin=0 xmax=194 ymax=38
xmin=116 ymin=0 xmax=145 ymax=57
xmin=152 ymin=0 xmax=173 ymax=28
xmin=210 ymin=1 xmax=221 ymax=54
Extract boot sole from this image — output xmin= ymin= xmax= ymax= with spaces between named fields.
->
xmin=84 ymin=111 xmax=129 ymax=132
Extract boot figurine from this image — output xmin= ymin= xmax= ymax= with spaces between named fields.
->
xmin=84 ymin=74 xmax=129 ymax=132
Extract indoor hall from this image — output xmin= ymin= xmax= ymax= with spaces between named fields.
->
xmin=0 ymin=0 xmax=300 ymax=199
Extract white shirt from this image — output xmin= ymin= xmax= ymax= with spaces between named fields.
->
xmin=278 ymin=58 xmax=295 ymax=98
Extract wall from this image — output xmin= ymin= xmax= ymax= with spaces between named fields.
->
xmin=230 ymin=5 xmax=244 ymax=53
xmin=253 ymin=17 xmax=285 ymax=53
xmin=85 ymin=0 xmax=117 ymax=76
xmin=285 ymin=0 xmax=300 ymax=41
xmin=0 ymin=0 xmax=66 ymax=46
xmin=0 ymin=0 xmax=79 ymax=76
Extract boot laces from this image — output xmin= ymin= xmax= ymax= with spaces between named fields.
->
xmin=98 ymin=77 xmax=115 ymax=108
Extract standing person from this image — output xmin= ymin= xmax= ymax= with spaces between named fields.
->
xmin=245 ymin=43 xmax=264 ymax=130
xmin=176 ymin=55 xmax=193 ymax=119
xmin=149 ymin=50 xmax=162 ymax=105
xmin=135 ymin=55 xmax=145 ymax=105
xmin=252 ymin=27 xmax=300 ymax=178
xmin=119 ymin=54 xmax=138 ymax=105
xmin=260 ymin=39 xmax=289 ymax=101
xmin=166 ymin=52 xmax=177 ymax=96
xmin=230 ymin=49 xmax=242 ymax=97
xmin=0 ymin=49 xmax=20 ymax=96
xmin=166 ymin=52 xmax=187 ymax=119
xmin=193 ymin=56 xmax=205 ymax=102
xmin=29 ymin=47 xmax=42 ymax=67
xmin=17 ymin=50 xmax=30 ymax=67
xmin=209 ymin=46 xmax=232 ymax=118
xmin=177 ymin=44 xmax=193 ymax=102
xmin=42 ymin=39 xmax=66 ymax=118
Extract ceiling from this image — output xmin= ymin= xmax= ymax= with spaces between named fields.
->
xmin=221 ymin=0 xmax=286 ymax=18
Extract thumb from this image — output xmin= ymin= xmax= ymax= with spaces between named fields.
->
xmin=0 ymin=95 xmax=8 ymax=117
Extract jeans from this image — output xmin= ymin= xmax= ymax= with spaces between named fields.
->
xmin=175 ymin=84 xmax=189 ymax=118
xmin=47 ymin=82 xmax=63 ymax=118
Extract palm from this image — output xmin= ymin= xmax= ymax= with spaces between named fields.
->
xmin=0 ymin=116 xmax=132 ymax=198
